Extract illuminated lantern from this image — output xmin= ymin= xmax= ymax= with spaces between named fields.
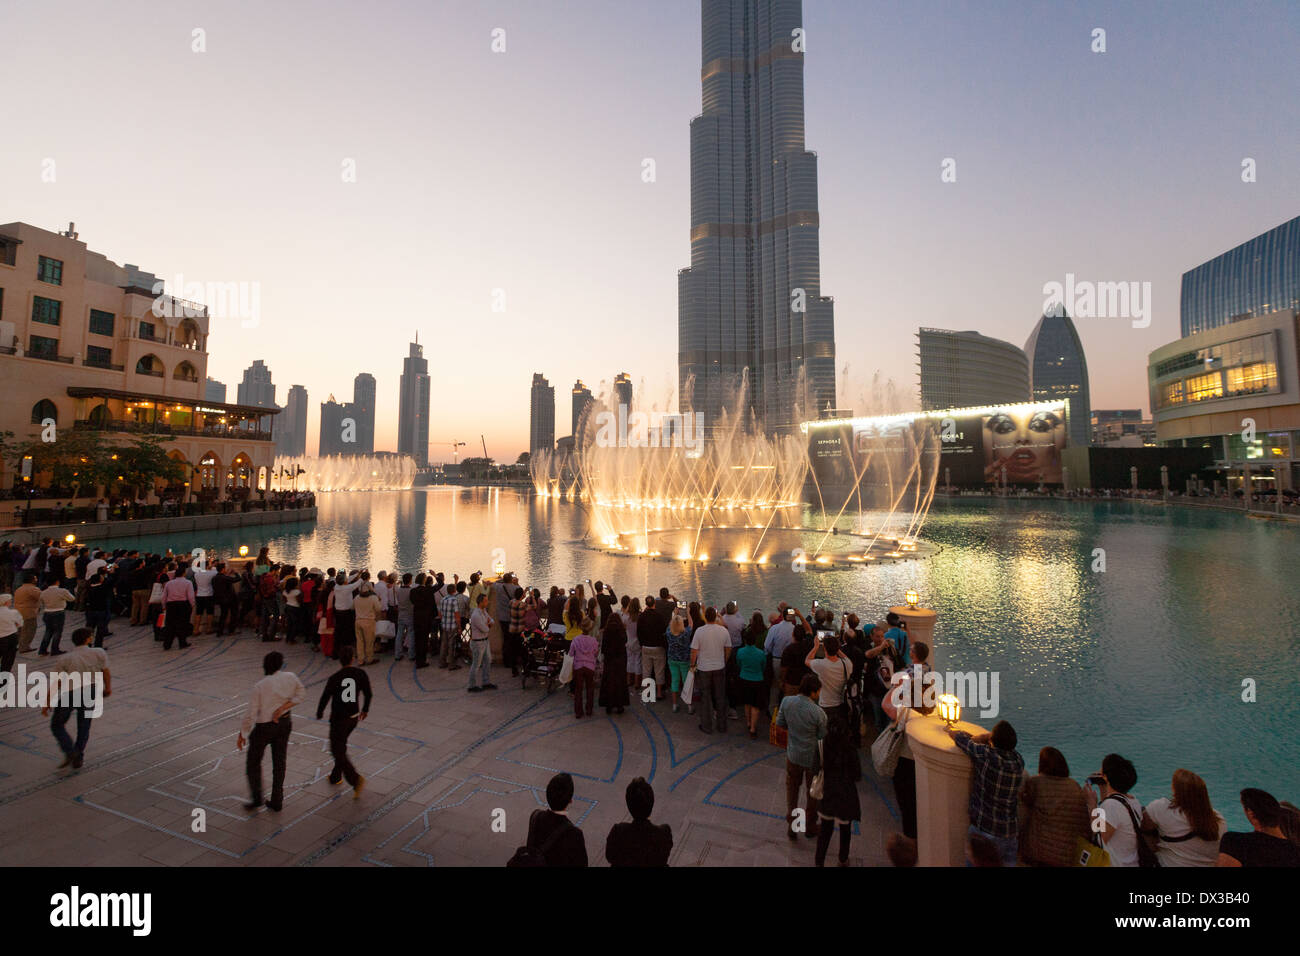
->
xmin=938 ymin=694 xmax=961 ymax=726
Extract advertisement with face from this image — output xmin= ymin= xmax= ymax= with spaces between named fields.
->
xmin=982 ymin=407 xmax=1066 ymax=484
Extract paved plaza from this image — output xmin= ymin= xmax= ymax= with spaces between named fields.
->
xmin=0 ymin=622 xmax=897 ymax=866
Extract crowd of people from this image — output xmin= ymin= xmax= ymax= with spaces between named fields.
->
xmin=2 ymin=536 xmax=1297 ymax=868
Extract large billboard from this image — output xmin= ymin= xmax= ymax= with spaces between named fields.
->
xmin=805 ymin=401 xmax=1069 ymax=488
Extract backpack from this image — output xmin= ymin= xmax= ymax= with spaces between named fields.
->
xmin=507 ymin=814 xmax=573 ymax=868
xmin=258 ymin=574 xmax=278 ymax=599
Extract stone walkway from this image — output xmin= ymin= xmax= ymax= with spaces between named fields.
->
xmin=0 ymin=619 xmax=898 ymax=866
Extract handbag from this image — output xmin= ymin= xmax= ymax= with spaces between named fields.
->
xmin=870 ymin=708 xmax=910 ymax=778
xmin=679 ymin=667 xmax=696 ymax=702
xmin=809 ymin=739 xmax=826 ymax=800
xmin=558 ymin=651 xmax=574 ymax=685
xmin=1074 ymin=835 xmax=1111 ymax=867
xmin=768 ymin=706 xmax=788 ymax=748
xmin=375 ymin=620 xmax=396 ymax=639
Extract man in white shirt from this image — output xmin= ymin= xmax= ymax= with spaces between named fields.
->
xmin=84 ymin=552 xmax=108 ymax=581
xmin=237 ymin=651 xmax=306 ymax=812
xmin=38 ymin=582 xmax=77 ymax=656
xmin=192 ymin=564 xmax=218 ymax=635
xmin=330 ymin=571 xmax=363 ymax=652
xmin=690 ymin=607 xmax=732 ymax=734
xmin=41 ymin=626 xmax=111 ymax=769
xmin=806 ymin=633 xmax=854 ymax=721
xmin=764 ymin=607 xmax=796 ymax=710
xmin=0 ymin=594 xmax=24 ymax=673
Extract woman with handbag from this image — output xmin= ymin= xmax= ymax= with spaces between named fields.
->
xmin=879 ymin=641 xmax=932 ymax=840
xmin=813 ymin=717 xmax=861 ymax=866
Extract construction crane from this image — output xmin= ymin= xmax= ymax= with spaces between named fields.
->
xmin=480 ymin=435 xmax=489 ymax=460
xmin=433 ymin=440 xmax=467 ymax=464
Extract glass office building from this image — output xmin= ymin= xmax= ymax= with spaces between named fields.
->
xmin=916 ymin=328 xmax=1030 ymax=411
xmin=1024 ymin=309 xmax=1092 ymax=448
xmin=678 ymin=0 xmax=836 ymax=435
xmin=1180 ymin=214 xmax=1300 ymax=337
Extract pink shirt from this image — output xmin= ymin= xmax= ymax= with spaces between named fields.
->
xmin=570 ymin=633 xmax=599 ymax=671
xmin=162 ymin=576 xmax=195 ymax=606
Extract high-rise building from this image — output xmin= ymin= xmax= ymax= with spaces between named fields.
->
xmin=678 ymin=0 xmax=836 ymax=435
xmin=319 ymin=395 xmax=347 ymax=457
xmin=916 ymin=328 xmax=1031 ymax=410
xmin=237 ymin=359 xmax=276 ymax=409
xmin=1180 ymin=214 xmax=1300 ymax=338
xmin=572 ymin=380 xmax=593 ymax=436
xmin=530 ymin=373 xmax=555 ymax=456
xmin=352 ymin=372 xmax=376 ymax=455
xmin=613 ymin=372 xmax=633 ymax=411
xmin=1025 ymin=309 xmax=1092 ymax=448
xmin=276 ymin=384 xmax=308 ymax=458
xmin=204 ymin=377 xmax=226 ymax=403
xmin=398 ymin=339 xmax=430 ymax=467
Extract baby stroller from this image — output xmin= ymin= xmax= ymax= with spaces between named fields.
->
xmin=520 ymin=630 xmax=566 ymax=693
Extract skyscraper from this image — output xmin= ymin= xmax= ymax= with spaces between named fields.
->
xmin=398 ymin=339 xmax=430 ymax=467
xmin=276 ymin=384 xmax=308 ymax=458
xmin=237 ymin=360 xmax=275 ymax=409
xmin=319 ymin=395 xmax=347 ymax=456
xmin=352 ymin=372 xmax=376 ymax=455
xmin=204 ymin=377 xmax=227 ymax=404
xmin=613 ymin=372 xmax=633 ymax=411
xmin=1025 ymin=309 xmax=1092 ymax=448
xmin=530 ymin=373 xmax=555 ymax=456
xmin=678 ymin=0 xmax=836 ymax=435
xmin=572 ymin=380 xmax=593 ymax=436
xmin=1180 ymin=214 xmax=1300 ymax=337
xmin=916 ymin=328 xmax=1031 ymax=410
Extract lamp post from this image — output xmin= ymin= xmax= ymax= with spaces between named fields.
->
xmin=1160 ymin=464 xmax=1169 ymax=502
xmin=1130 ymin=465 xmax=1138 ymax=496
xmin=944 ymin=466 xmax=950 ymax=495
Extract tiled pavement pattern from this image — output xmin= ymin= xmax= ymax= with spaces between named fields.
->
xmin=0 ymin=619 xmax=897 ymax=866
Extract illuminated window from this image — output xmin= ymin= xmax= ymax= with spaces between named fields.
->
xmin=1158 ymin=381 xmax=1184 ymax=408
xmin=1225 ymin=362 xmax=1276 ymax=396
xmin=1185 ymin=371 xmax=1223 ymax=403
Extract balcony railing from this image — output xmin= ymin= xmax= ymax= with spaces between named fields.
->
xmin=73 ymin=418 xmax=275 ymax=442
xmin=29 ymin=351 xmax=74 ymax=364
xmin=85 ymin=359 xmax=125 ymax=371
xmin=137 ymin=368 xmax=164 ymax=377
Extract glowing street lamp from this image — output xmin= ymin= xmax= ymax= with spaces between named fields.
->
xmin=904 ymin=589 xmax=920 ymax=609
xmin=64 ymin=533 xmax=76 ymax=544
xmin=238 ymin=545 xmax=249 ymax=557
xmin=937 ymin=694 xmax=961 ymax=726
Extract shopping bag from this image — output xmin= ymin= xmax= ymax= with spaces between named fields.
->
xmin=768 ymin=706 xmax=788 ymax=748
xmin=558 ymin=652 xmax=574 ymax=685
xmin=319 ymin=630 xmax=334 ymax=658
xmin=870 ymin=709 xmax=910 ymax=778
xmin=375 ymin=620 xmax=396 ymax=639
xmin=679 ymin=668 xmax=695 ymax=702
xmin=809 ymin=740 xmax=825 ymax=800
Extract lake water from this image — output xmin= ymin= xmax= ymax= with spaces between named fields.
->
xmin=99 ymin=487 xmax=1300 ymax=828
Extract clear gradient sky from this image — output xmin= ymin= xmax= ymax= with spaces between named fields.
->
xmin=5 ymin=0 xmax=1298 ymax=461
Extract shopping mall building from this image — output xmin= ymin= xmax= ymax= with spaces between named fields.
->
xmin=1149 ymin=214 xmax=1300 ymax=493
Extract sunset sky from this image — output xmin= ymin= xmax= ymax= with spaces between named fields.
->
xmin=5 ymin=0 xmax=1298 ymax=460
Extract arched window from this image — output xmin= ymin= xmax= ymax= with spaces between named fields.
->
xmin=31 ymin=399 xmax=57 ymax=425
xmin=135 ymin=354 xmax=163 ymax=376
xmin=88 ymin=404 xmax=110 ymax=427
xmin=174 ymin=360 xmax=197 ymax=382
